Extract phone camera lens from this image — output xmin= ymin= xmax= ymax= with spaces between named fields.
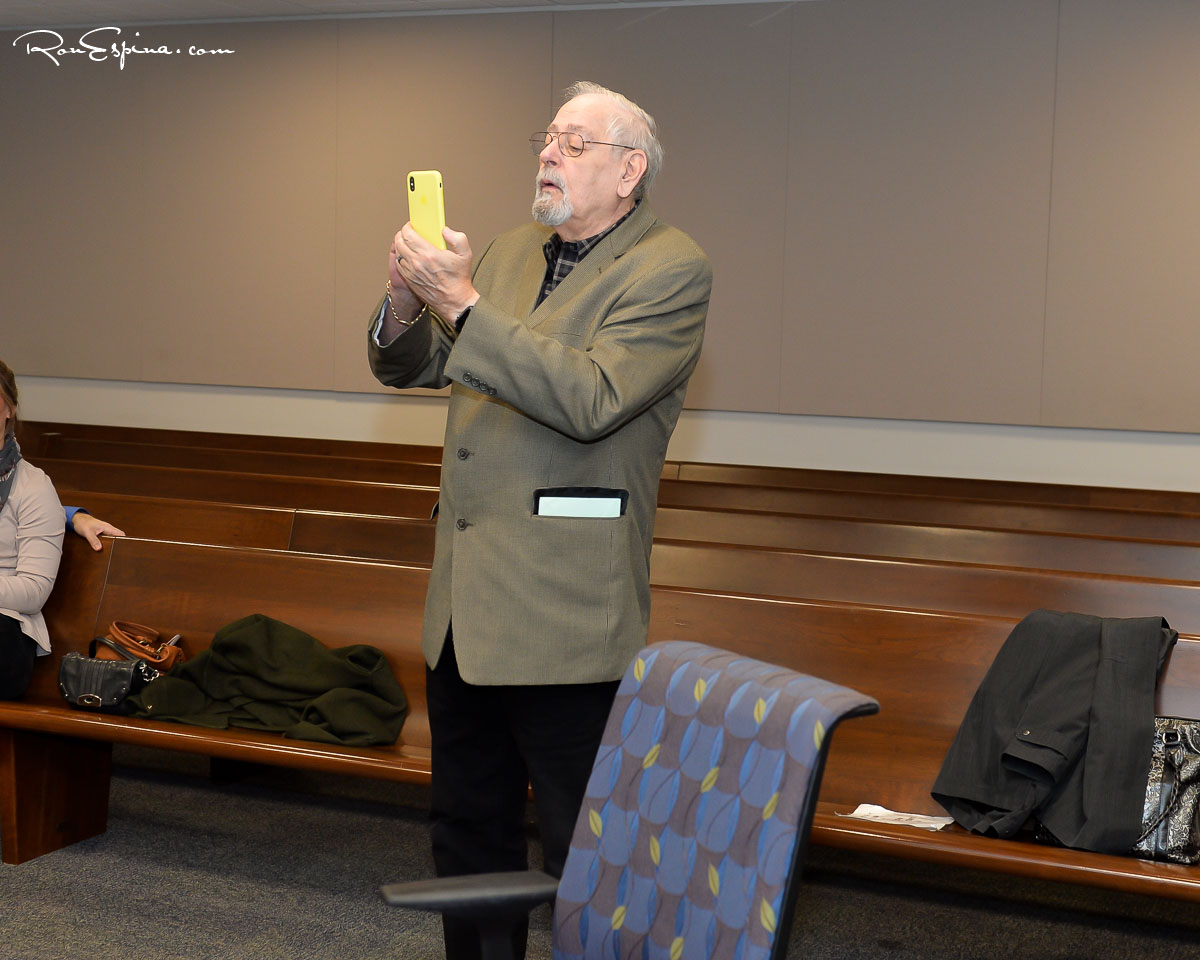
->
xmin=409 ymin=176 xmax=415 ymax=190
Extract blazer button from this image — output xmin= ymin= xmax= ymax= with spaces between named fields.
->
xmin=455 ymin=518 xmax=468 ymax=531
xmin=457 ymin=448 xmax=470 ymax=460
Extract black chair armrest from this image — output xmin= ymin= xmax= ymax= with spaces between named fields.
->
xmin=380 ymin=869 xmax=559 ymax=920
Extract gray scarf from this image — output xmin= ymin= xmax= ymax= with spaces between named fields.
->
xmin=0 ymin=434 xmax=21 ymax=514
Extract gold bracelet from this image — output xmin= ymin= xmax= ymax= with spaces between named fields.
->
xmin=385 ymin=279 xmax=415 ymax=327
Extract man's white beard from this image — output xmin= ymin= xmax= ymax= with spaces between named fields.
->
xmin=532 ymin=171 xmax=573 ymax=227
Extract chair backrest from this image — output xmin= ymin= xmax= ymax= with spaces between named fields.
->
xmin=552 ymin=640 xmax=879 ymax=960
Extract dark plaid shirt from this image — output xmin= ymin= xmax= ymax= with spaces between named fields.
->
xmin=537 ymin=205 xmax=637 ymax=307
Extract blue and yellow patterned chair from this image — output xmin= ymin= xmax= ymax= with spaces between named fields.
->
xmin=382 ymin=640 xmax=879 ymax=960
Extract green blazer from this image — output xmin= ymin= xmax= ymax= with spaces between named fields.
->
xmin=368 ymin=202 xmax=711 ymax=685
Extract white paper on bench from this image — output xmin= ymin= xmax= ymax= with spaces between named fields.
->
xmin=836 ymin=803 xmax=955 ymax=832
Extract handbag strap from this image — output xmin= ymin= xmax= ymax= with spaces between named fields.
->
xmin=109 ymin=620 xmax=160 ymax=650
xmin=1136 ymin=747 xmax=1200 ymax=844
xmin=90 ymin=635 xmax=139 ymax=661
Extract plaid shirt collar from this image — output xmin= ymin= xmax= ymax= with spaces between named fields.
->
xmin=538 ymin=204 xmax=637 ymax=306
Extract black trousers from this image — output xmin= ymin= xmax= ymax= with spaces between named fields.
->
xmin=426 ymin=636 xmax=619 ymax=960
xmin=0 ymin=613 xmax=37 ymax=700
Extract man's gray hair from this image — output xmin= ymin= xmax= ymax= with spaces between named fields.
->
xmin=564 ymin=81 xmax=663 ymax=202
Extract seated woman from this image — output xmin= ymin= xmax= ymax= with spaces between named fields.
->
xmin=0 ymin=360 xmax=64 ymax=699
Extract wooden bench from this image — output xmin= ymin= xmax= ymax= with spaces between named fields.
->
xmin=4 ymin=535 xmax=1200 ymax=904
xmin=42 ymin=435 xmax=443 ymax=486
xmin=649 ymin=539 xmax=1200 ymax=634
xmin=26 ymin=418 xmax=1200 ymax=515
xmin=38 ymin=458 xmax=440 ymax=517
xmin=33 ymin=420 xmax=1200 ymax=555
xmin=652 ymin=505 xmax=1200 ymax=578
xmin=672 ymin=461 xmax=1200 ymax=514
xmin=656 ymin=477 xmax=1200 ymax=542
xmin=14 ymin=422 xmax=1200 ymax=898
xmin=31 ymin=420 xmax=1200 ymax=548
xmin=56 ymin=490 xmax=1200 ymax=585
xmin=649 ymin=587 xmax=1200 ymax=902
xmin=0 ymin=535 xmax=433 ymax=865
xmin=56 ymin=490 xmax=439 ymax=560
xmin=19 ymin=420 xmax=444 ymax=466
xmin=52 ymin=491 xmax=1200 ymax=633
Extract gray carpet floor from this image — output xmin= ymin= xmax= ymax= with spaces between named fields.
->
xmin=3 ymin=747 xmax=1199 ymax=960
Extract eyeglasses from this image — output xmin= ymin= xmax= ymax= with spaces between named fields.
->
xmin=529 ymin=131 xmax=637 ymax=158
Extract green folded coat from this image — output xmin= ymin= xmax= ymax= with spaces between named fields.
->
xmin=128 ymin=613 xmax=408 ymax=746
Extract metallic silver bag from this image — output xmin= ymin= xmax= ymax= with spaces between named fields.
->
xmin=1133 ymin=717 xmax=1200 ymax=864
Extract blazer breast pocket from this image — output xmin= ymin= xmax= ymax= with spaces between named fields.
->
xmin=533 ymin=487 xmax=628 ymax=518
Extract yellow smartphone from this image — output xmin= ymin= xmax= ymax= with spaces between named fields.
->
xmin=407 ymin=170 xmax=446 ymax=249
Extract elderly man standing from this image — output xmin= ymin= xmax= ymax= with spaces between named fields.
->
xmin=368 ymin=81 xmax=711 ymax=960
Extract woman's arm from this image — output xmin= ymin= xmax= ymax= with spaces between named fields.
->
xmin=66 ymin=509 xmax=126 ymax=550
xmin=0 ymin=468 xmax=64 ymax=613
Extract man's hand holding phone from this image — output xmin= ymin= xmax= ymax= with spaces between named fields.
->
xmin=392 ymin=227 xmax=478 ymax=324
xmin=388 ymin=170 xmax=478 ymax=330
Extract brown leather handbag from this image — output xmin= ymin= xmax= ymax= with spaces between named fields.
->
xmin=92 ymin=620 xmax=186 ymax=672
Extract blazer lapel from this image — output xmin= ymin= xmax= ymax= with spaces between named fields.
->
xmin=529 ymin=203 xmax=659 ymax=324
xmin=515 ymin=244 xmax=550 ymax=318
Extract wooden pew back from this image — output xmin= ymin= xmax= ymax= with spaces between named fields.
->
xmin=653 ymin=505 xmax=1200 ymax=576
xmin=44 ymin=436 xmax=442 ymax=486
xmin=657 ymin=478 xmax=1200 ymax=542
xmin=650 ymin=540 xmax=1200 ymax=634
xmin=673 ymin=461 xmax=1200 ymax=514
xmin=26 ymin=419 xmax=1200 ymax=515
xmin=40 ymin=458 xmax=439 ymax=517
xmin=55 ymin=491 xmax=1200 ymax=588
xmin=647 ymin=588 xmax=1200 ymax=817
xmin=20 ymin=420 xmax=443 ymax=465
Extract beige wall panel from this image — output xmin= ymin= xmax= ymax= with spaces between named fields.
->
xmin=133 ymin=21 xmax=338 ymax=389
xmin=1043 ymin=0 xmax=1200 ymax=432
xmin=551 ymin=4 xmax=791 ymax=413
xmin=333 ymin=14 xmax=552 ymax=394
xmin=783 ymin=0 xmax=1056 ymax=423
xmin=2 ymin=30 xmax=150 ymax=379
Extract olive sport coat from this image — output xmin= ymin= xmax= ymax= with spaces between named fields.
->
xmin=368 ymin=202 xmax=711 ymax=685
